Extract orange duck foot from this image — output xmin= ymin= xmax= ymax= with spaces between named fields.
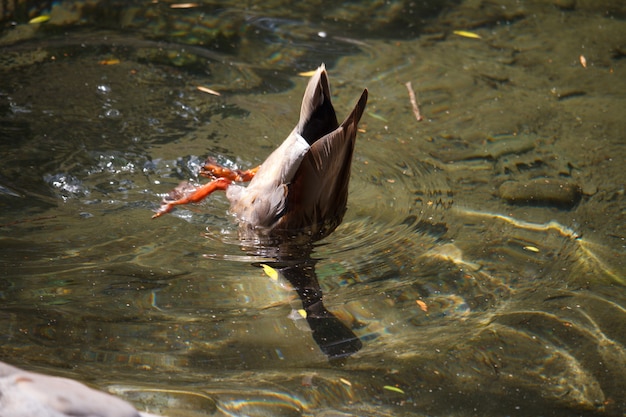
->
xmin=200 ymin=159 xmax=259 ymax=182
xmin=152 ymin=177 xmax=231 ymax=218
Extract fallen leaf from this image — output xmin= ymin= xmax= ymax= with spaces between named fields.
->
xmin=261 ymin=264 xmax=279 ymax=281
xmin=383 ymin=385 xmax=405 ymax=394
xmin=339 ymin=378 xmax=352 ymax=387
xmin=197 ymin=86 xmax=221 ymax=96
xmin=453 ymin=30 xmax=481 ymax=39
xmin=99 ymin=59 xmax=121 ymax=65
xmin=170 ymin=3 xmax=200 ymax=8
xmin=29 ymin=15 xmax=50 ymax=24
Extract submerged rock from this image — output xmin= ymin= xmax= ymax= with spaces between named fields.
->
xmin=0 ymin=361 xmax=164 ymax=417
xmin=498 ymin=178 xmax=582 ymax=209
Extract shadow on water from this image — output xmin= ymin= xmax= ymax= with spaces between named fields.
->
xmin=252 ymin=248 xmax=363 ymax=361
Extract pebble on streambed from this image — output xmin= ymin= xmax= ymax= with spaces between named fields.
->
xmin=498 ymin=178 xmax=582 ymax=209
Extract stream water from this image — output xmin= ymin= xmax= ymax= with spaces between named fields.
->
xmin=1 ymin=1 xmax=625 ymax=416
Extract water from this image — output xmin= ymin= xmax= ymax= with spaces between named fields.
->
xmin=1 ymin=1 xmax=625 ymax=416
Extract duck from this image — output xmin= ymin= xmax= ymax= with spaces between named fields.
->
xmin=154 ymin=65 xmax=368 ymax=359
xmin=153 ymin=64 xmax=368 ymax=245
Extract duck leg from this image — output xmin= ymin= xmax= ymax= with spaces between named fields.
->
xmin=152 ymin=177 xmax=230 ymax=218
xmin=153 ymin=159 xmax=259 ymax=219
xmin=201 ymin=159 xmax=259 ymax=182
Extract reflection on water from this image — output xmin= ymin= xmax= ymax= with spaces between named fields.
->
xmin=1 ymin=0 xmax=625 ymax=416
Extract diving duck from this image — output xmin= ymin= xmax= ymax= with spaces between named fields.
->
xmin=153 ymin=64 xmax=368 ymax=245
xmin=154 ymin=65 xmax=367 ymax=359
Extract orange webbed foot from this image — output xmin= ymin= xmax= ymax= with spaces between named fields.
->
xmin=152 ymin=177 xmax=231 ymax=219
xmin=201 ymin=159 xmax=259 ymax=182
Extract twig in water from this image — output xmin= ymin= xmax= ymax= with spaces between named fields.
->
xmin=405 ymin=81 xmax=423 ymax=122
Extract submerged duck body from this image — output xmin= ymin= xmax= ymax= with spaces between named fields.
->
xmin=155 ymin=65 xmax=368 ymax=244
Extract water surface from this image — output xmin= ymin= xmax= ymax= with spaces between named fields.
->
xmin=1 ymin=1 xmax=625 ymax=416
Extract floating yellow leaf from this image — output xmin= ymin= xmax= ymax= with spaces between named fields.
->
xmin=383 ymin=385 xmax=405 ymax=394
xmin=339 ymin=377 xmax=352 ymax=387
xmin=29 ymin=15 xmax=50 ymax=24
xmin=261 ymin=264 xmax=279 ymax=281
xmin=99 ymin=59 xmax=120 ymax=65
xmin=170 ymin=3 xmax=199 ymax=8
xmin=297 ymin=309 xmax=307 ymax=318
xmin=453 ymin=30 xmax=481 ymax=39
xmin=523 ymin=245 xmax=540 ymax=253
xmin=298 ymin=70 xmax=318 ymax=77
xmin=197 ymin=86 xmax=221 ymax=96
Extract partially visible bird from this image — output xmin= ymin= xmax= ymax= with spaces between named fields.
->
xmin=154 ymin=64 xmax=368 ymax=245
xmin=153 ymin=65 xmax=368 ymax=358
